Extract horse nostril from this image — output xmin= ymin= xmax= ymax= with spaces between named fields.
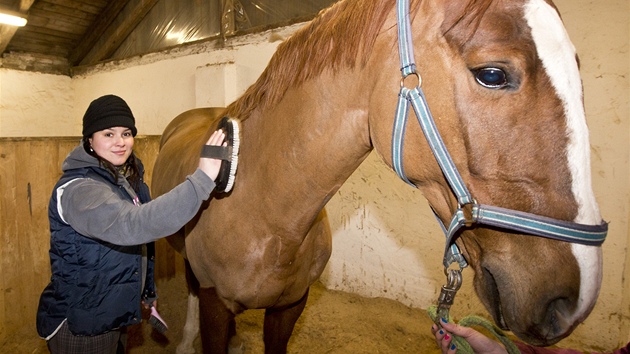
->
xmin=538 ymin=297 xmax=575 ymax=342
xmin=481 ymin=267 xmax=509 ymax=330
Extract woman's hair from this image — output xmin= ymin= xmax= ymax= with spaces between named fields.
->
xmin=82 ymin=137 xmax=142 ymax=191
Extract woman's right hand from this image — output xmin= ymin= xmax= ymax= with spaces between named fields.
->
xmin=432 ymin=318 xmax=509 ymax=354
xmin=199 ymin=129 xmax=226 ymax=182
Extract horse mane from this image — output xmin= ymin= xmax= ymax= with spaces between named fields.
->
xmin=224 ymin=0 xmax=395 ymax=120
xmin=224 ymin=0 xmax=489 ymax=120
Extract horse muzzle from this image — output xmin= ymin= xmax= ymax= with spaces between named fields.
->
xmin=475 ymin=244 xmax=599 ymax=347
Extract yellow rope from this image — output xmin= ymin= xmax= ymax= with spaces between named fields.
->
xmin=427 ymin=305 xmax=520 ymax=354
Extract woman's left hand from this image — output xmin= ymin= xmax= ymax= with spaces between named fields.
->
xmin=141 ymin=299 xmax=157 ymax=309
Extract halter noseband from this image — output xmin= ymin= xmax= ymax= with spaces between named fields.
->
xmin=392 ymin=0 xmax=607 ymax=287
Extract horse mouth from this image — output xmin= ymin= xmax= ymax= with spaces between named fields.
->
xmin=482 ymin=267 xmax=509 ymax=330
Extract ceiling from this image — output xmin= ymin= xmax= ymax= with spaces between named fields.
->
xmin=0 ymin=0 xmax=158 ymax=74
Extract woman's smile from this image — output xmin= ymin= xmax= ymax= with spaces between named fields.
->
xmin=89 ymin=127 xmax=135 ymax=167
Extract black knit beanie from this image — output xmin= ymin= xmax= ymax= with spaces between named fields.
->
xmin=82 ymin=94 xmax=137 ymax=138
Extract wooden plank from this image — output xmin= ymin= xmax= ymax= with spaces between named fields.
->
xmin=0 ymin=1 xmax=16 ymax=8
xmin=0 ymin=142 xmax=16 ymax=344
xmin=40 ymin=0 xmax=106 ymax=15
xmin=7 ymin=38 xmax=69 ymax=57
xmin=35 ymin=1 xmax=101 ymax=21
xmin=14 ymin=141 xmax=42 ymax=333
xmin=12 ymin=26 xmax=82 ymax=42
xmin=26 ymin=10 xmax=93 ymax=32
xmin=6 ymin=141 xmax=30 ymax=332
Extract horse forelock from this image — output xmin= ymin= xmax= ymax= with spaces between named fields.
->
xmin=224 ymin=0 xmax=397 ymax=120
xmin=524 ymin=0 xmax=602 ymax=325
xmin=442 ymin=0 xmax=494 ymax=46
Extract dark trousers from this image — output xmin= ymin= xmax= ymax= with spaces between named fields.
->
xmin=47 ymin=321 xmax=127 ymax=354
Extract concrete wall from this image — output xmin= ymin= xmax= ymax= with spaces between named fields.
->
xmin=0 ymin=0 xmax=627 ymax=350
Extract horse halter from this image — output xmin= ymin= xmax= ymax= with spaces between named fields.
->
xmin=391 ymin=0 xmax=608 ymax=321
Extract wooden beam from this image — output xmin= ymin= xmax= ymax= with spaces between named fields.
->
xmin=20 ymin=0 xmax=36 ymax=12
xmin=67 ymin=0 xmax=130 ymax=65
xmin=0 ymin=0 xmax=34 ymax=54
xmin=0 ymin=26 xmax=17 ymax=54
xmin=75 ymin=0 xmax=158 ymax=66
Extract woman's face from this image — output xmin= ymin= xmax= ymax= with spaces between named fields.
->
xmin=89 ymin=127 xmax=134 ymax=166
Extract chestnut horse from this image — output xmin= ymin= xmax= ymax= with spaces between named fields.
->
xmin=151 ymin=0 xmax=606 ymax=352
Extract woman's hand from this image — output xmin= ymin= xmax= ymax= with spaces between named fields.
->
xmin=199 ymin=129 xmax=226 ymax=182
xmin=141 ymin=299 xmax=157 ymax=310
xmin=432 ymin=318 xmax=508 ymax=354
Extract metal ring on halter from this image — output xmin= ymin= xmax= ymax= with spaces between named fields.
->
xmin=445 ymin=268 xmax=463 ymax=289
xmin=400 ymin=72 xmax=422 ymax=89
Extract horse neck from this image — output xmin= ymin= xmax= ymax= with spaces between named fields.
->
xmin=237 ymin=69 xmax=373 ymax=227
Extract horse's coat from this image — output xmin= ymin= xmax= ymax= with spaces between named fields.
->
xmin=152 ymin=0 xmax=605 ymax=352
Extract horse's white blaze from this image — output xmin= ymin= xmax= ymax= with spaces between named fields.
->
xmin=524 ymin=0 xmax=603 ymax=322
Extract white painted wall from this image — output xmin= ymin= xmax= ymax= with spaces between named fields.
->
xmin=0 ymin=0 xmax=628 ymax=350
xmin=0 ymin=69 xmax=73 ymax=136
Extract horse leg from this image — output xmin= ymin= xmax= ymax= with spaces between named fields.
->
xmin=177 ymin=292 xmax=200 ymax=354
xmin=198 ymin=286 xmax=236 ymax=354
xmin=176 ymin=261 xmax=200 ymax=354
xmin=262 ymin=288 xmax=309 ymax=354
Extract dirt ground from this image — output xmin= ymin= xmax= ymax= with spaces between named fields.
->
xmin=2 ymin=274 xmax=443 ymax=353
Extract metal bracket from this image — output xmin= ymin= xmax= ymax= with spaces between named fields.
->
xmin=436 ymin=268 xmax=462 ymax=326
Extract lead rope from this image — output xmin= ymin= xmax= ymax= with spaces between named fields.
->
xmin=430 ymin=267 xmax=518 ymax=353
xmin=427 ymin=306 xmax=521 ymax=354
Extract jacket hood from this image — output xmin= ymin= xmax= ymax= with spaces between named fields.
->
xmin=62 ymin=144 xmax=100 ymax=172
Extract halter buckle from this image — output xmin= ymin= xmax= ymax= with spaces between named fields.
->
xmin=436 ymin=268 xmax=463 ymax=325
xmin=459 ymin=200 xmax=477 ymax=227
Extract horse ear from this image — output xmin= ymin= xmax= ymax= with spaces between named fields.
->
xmin=441 ymin=0 xmax=492 ymax=49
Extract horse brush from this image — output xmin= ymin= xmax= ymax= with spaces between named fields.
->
xmin=148 ymin=305 xmax=168 ymax=334
xmin=201 ymin=116 xmax=241 ymax=193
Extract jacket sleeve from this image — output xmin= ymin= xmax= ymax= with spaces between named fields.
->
xmin=59 ymin=169 xmax=215 ymax=246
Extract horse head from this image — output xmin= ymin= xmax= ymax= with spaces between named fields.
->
xmin=368 ymin=0 xmax=605 ymax=346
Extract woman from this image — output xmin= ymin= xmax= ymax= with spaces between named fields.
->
xmin=36 ymin=94 xmax=227 ymax=353
xmin=432 ymin=318 xmax=630 ymax=354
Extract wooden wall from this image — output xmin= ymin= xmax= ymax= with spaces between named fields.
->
xmin=0 ymin=136 xmax=184 ymax=344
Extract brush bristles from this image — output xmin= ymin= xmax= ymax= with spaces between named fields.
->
xmin=149 ymin=306 xmax=168 ymax=334
xmin=224 ymin=119 xmax=240 ymax=193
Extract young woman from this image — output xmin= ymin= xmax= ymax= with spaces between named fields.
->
xmin=36 ymin=94 xmax=226 ymax=353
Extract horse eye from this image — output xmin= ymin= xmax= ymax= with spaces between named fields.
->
xmin=473 ymin=67 xmax=508 ymax=89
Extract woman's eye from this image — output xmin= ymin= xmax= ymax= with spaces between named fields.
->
xmin=473 ymin=67 xmax=508 ymax=89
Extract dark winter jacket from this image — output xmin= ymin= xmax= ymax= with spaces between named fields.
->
xmin=37 ymin=144 xmax=215 ymax=338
